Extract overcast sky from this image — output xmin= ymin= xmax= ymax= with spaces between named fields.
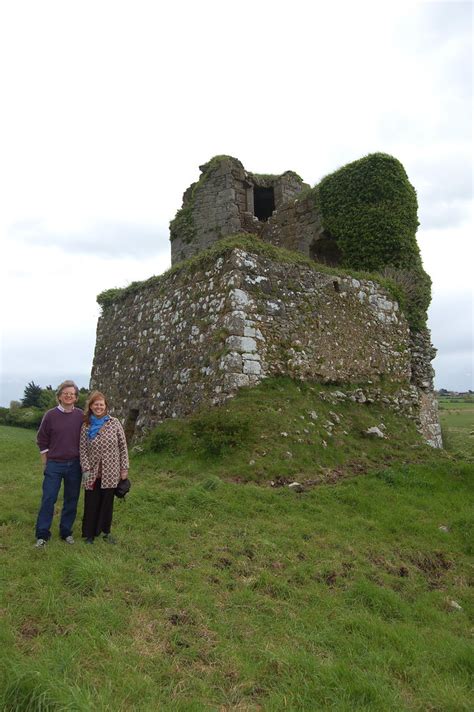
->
xmin=1 ymin=0 xmax=472 ymax=405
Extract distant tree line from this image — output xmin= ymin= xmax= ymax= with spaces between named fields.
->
xmin=0 ymin=381 xmax=88 ymax=429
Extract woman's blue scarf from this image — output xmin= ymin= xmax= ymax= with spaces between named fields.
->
xmin=88 ymin=414 xmax=110 ymax=440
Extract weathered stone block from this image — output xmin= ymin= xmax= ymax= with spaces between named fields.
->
xmin=230 ymin=288 xmax=253 ymax=309
xmin=243 ymin=360 xmax=262 ymax=375
xmin=226 ymin=335 xmax=258 ymax=353
xmin=224 ymin=373 xmax=250 ymax=390
xmin=220 ymin=352 xmax=243 ymax=370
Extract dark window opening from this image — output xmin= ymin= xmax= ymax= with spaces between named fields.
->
xmin=124 ymin=408 xmax=139 ymax=445
xmin=310 ymin=232 xmax=342 ymax=267
xmin=254 ymin=186 xmax=275 ymax=222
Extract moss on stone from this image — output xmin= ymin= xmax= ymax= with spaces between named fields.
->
xmin=97 ymin=234 xmax=403 ymax=314
xmin=250 ymin=170 xmax=304 ymax=184
xmin=199 ymin=154 xmax=242 ymax=172
xmin=169 ymin=156 xmax=243 ymax=244
xmin=169 ymin=203 xmax=196 ymax=244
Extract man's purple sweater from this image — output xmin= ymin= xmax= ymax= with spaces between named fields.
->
xmin=37 ymin=407 xmax=84 ymax=461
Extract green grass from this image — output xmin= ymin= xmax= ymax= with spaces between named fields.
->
xmin=142 ymin=378 xmax=433 ymax=485
xmin=0 ymin=389 xmax=473 ymax=711
xmin=438 ymin=396 xmax=474 ymax=462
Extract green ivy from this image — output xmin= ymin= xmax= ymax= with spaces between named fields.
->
xmin=312 ymin=153 xmax=431 ymax=329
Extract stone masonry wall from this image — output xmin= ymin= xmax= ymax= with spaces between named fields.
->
xmin=261 ymin=192 xmax=325 ymax=257
xmin=90 ymin=248 xmax=440 ymax=443
xmin=410 ymin=329 xmax=442 ymax=447
xmin=170 ymin=157 xmax=307 ymax=265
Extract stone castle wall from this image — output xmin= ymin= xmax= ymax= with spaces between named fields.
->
xmin=91 ymin=247 xmax=441 ymax=446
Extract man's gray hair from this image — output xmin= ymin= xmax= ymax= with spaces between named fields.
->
xmin=56 ymin=380 xmax=79 ymax=399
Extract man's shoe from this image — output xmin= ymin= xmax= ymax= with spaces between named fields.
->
xmin=35 ymin=538 xmax=47 ymax=548
xmin=85 ymin=537 xmax=94 ymax=544
xmin=103 ymin=534 xmax=117 ymax=544
xmin=63 ymin=535 xmax=75 ymax=545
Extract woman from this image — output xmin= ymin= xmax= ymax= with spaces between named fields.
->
xmin=80 ymin=391 xmax=129 ymax=544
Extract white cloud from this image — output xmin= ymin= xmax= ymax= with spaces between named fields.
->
xmin=0 ymin=0 xmax=472 ymax=402
xmin=8 ymin=219 xmax=169 ymax=257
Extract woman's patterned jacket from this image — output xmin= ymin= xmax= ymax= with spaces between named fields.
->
xmin=79 ymin=417 xmax=129 ymax=490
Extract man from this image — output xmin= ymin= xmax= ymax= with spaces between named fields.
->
xmin=35 ymin=380 xmax=84 ymax=548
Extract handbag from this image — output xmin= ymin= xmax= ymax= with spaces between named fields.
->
xmin=115 ymin=478 xmax=131 ymax=499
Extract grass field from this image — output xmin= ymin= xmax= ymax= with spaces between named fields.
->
xmin=438 ymin=397 xmax=474 ymax=462
xmin=0 ymin=385 xmax=472 ymax=711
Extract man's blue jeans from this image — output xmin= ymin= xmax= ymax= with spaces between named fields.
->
xmin=35 ymin=458 xmax=82 ymax=540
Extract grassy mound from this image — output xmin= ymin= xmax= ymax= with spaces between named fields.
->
xmin=141 ymin=378 xmax=432 ymax=485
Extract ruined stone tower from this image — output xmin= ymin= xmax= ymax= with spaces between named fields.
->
xmin=91 ymin=154 xmax=442 ymax=447
xmin=169 ymin=156 xmax=313 ymax=265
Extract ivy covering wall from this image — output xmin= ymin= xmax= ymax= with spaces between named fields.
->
xmin=314 ymin=153 xmax=431 ymax=329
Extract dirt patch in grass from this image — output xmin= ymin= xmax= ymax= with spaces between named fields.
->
xmin=370 ymin=550 xmax=453 ymax=587
xmin=18 ymin=619 xmax=41 ymax=639
xmin=369 ymin=553 xmax=410 ymax=578
xmin=408 ymin=550 xmax=453 ymax=587
xmin=168 ymin=610 xmax=195 ymax=626
xmin=267 ymin=461 xmax=370 ymax=489
xmin=316 ymin=562 xmax=354 ymax=587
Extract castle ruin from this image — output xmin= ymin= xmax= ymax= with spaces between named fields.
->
xmin=170 ymin=156 xmax=333 ymax=266
xmin=91 ymin=155 xmax=442 ymax=448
